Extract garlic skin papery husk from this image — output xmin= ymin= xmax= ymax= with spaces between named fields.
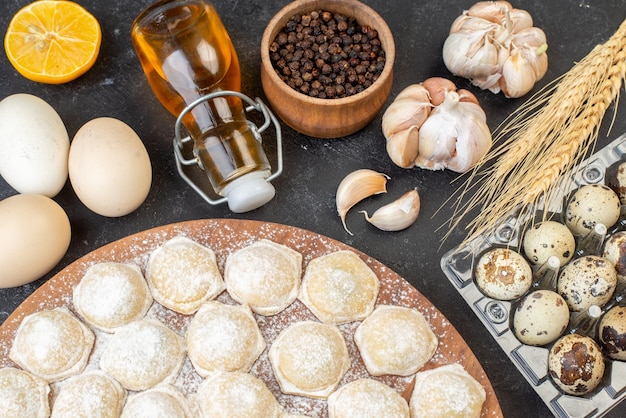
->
xmin=442 ymin=1 xmax=548 ymax=98
xmin=361 ymin=189 xmax=420 ymax=232
xmin=382 ymin=77 xmax=492 ymax=173
xmin=336 ymin=169 xmax=389 ymax=235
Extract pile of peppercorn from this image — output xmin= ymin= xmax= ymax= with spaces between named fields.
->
xmin=268 ymin=10 xmax=386 ymax=99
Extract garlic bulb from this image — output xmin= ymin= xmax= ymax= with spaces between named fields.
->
xmin=382 ymin=77 xmax=492 ymax=173
xmin=336 ymin=169 xmax=389 ymax=235
xmin=361 ymin=189 xmax=420 ymax=231
xmin=443 ymin=1 xmax=548 ymax=98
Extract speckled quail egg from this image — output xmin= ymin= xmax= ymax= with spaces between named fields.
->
xmin=513 ymin=290 xmax=570 ymax=346
xmin=606 ymin=160 xmax=626 ymax=205
xmin=548 ymin=333 xmax=605 ymax=396
xmin=599 ymin=305 xmax=626 ymax=361
xmin=523 ymin=221 xmax=575 ymax=266
xmin=474 ymin=247 xmax=533 ymax=300
xmin=602 ymin=230 xmax=626 ymax=284
xmin=565 ymin=184 xmax=621 ymax=236
xmin=557 ymin=255 xmax=617 ymax=312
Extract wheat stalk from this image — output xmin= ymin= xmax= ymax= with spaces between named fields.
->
xmin=447 ymin=18 xmax=626 ymax=246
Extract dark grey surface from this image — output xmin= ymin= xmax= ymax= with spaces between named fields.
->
xmin=1 ymin=0 xmax=625 ymax=416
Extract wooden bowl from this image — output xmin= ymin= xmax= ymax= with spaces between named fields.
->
xmin=260 ymin=0 xmax=395 ymax=138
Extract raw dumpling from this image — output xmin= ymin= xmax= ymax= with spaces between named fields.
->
xmin=224 ymin=239 xmax=302 ymax=315
xmin=299 ymin=250 xmax=379 ymax=324
xmin=73 ymin=262 xmax=152 ymax=332
xmin=99 ymin=319 xmax=185 ymax=391
xmin=269 ymin=321 xmax=350 ymax=398
xmin=146 ymin=236 xmax=225 ymax=314
xmin=121 ymin=384 xmax=192 ymax=418
xmin=409 ymin=363 xmax=486 ymax=418
xmin=51 ymin=370 xmax=126 ymax=418
xmin=186 ymin=301 xmax=265 ymax=377
xmin=327 ymin=378 xmax=409 ymax=418
xmin=191 ymin=371 xmax=282 ymax=418
xmin=9 ymin=307 xmax=94 ymax=382
xmin=354 ymin=305 xmax=437 ymax=376
xmin=0 ymin=367 xmax=50 ymax=418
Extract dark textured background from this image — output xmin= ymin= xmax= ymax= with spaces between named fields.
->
xmin=1 ymin=0 xmax=626 ymax=416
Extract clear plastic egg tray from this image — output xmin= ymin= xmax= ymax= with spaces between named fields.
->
xmin=441 ymin=132 xmax=626 ymax=418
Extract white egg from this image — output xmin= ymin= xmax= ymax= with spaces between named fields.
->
xmin=0 ymin=94 xmax=69 ymax=197
xmin=0 ymin=194 xmax=71 ymax=288
xmin=474 ymin=248 xmax=532 ymax=300
xmin=557 ymin=255 xmax=617 ymax=312
xmin=565 ymin=184 xmax=621 ymax=236
xmin=548 ymin=333 xmax=605 ymax=396
xmin=522 ymin=221 xmax=575 ymax=266
xmin=69 ymin=117 xmax=152 ymax=217
xmin=513 ymin=290 xmax=570 ymax=346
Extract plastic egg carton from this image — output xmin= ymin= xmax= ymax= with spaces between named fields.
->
xmin=441 ymin=132 xmax=626 ymax=418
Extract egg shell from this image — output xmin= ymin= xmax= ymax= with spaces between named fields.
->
xmin=0 ymin=94 xmax=69 ymax=197
xmin=599 ymin=305 xmax=626 ymax=361
xmin=474 ymin=248 xmax=532 ymax=300
xmin=0 ymin=194 xmax=71 ymax=288
xmin=513 ymin=290 xmax=570 ymax=346
xmin=69 ymin=117 xmax=152 ymax=217
xmin=522 ymin=221 xmax=575 ymax=266
xmin=557 ymin=255 xmax=617 ymax=312
xmin=606 ymin=161 xmax=626 ymax=205
xmin=565 ymin=184 xmax=621 ymax=236
xmin=548 ymin=333 xmax=605 ymax=396
xmin=602 ymin=231 xmax=626 ymax=283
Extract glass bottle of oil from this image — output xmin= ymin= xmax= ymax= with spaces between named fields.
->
xmin=131 ymin=0 xmax=274 ymax=212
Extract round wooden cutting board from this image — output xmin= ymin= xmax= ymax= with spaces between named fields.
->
xmin=0 ymin=219 xmax=502 ymax=417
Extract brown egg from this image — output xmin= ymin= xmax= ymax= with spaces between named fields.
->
xmin=548 ymin=333 xmax=605 ymax=396
xmin=599 ymin=305 xmax=626 ymax=361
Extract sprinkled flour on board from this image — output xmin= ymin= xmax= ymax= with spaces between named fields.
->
xmin=0 ymin=219 xmax=494 ymax=417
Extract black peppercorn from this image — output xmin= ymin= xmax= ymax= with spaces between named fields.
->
xmin=269 ymin=9 xmax=385 ymax=99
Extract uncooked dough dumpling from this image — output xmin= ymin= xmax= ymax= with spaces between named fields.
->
xmin=327 ymin=378 xmax=409 ymax=418
xmin=354 ymin=305 xmax=437 ymax=376
xmin=0 ymin=367 xmax=50 ymax=418
xmin=73 ymin=262 xmax=152 ymax=332
xmin=146 ymin=236 xmax=225 ymax=314
xmin=121 ymin=384 xmax=192 ymax=418
xmin=9 ymin=307 xmax=94 ymax=382
xmin=99 ymin=319 xmax=185 ymax=391
xmin=269 ymin=321 xmax=350 ymax=398
xmin=224 ymin=239 xmax=302 ymax=315
xmin=50 ymin=370 xmax=126 ymax=418
xmin=192 ymin=371 xmax=282 ymax=418
xmin=299 ymin=250 xmax=379 ymax=324
xmin=409 ymin=363 xmax=486 ymax=418
xmin=186 ymin=301 xmax=266 ymax=377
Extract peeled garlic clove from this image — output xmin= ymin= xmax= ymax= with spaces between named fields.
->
xmin=336 ymin=169 xmax=389 ymax=235
xmin=386 ymin=126 xmax=419 ymax=168
xmin=361 ymin=189 xmax=421 ymax=232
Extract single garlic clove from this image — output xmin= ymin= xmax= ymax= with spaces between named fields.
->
xmin=336 ymin=169 xmax=389 ymax=235
xmin=394 ymin=83 xmax=431 ymax=102
xmin=381 ymin=97 xmax=430 ymax=138
xmin=386 ymin=126 xmax=419 ymax=168
xmin=467 ymin=1 xmax=513 ymax=23
xmin=423 ymin=77 xmax=457 ymax=106
xmin=443 ymin=30 xmax=499 ymax=80
xmin=508 ymin=8 xmax=533 ymax=32
xmin=500 ymin=51 xmax=536 ymax=98
xmin=360 ymin=189 xmax=421 ymax=232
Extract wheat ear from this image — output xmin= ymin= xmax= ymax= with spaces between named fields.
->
xmin=447 ymin=18 xmax=626 ymax=247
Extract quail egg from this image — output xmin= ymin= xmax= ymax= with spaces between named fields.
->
xmin=565 ymin=184 xmax=620 ymax=236
xmin=522 ymin=221 xmax=575 ymax=266
xmin=513 ymin=290 xmax=570 ymax=346
xmin=606 ymin=160 xmax=626 ymax=205
xmin=548 ymin=333 xmax=605 ymax=396
xmin=599 ymin=305 xmax=626 ymax=361
xmin=603 ymin=230 xmax=626 ymax=283
xmin=558 ymin=255 xmax=617 ymax=312
xmin=474 ymin=247 xmax=533 ymax=300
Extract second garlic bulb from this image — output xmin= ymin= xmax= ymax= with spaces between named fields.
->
xmin=442 ymin=1 xmax=548 ymax=98
xmin=382 ymin=77 xmax=492 ymax=173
